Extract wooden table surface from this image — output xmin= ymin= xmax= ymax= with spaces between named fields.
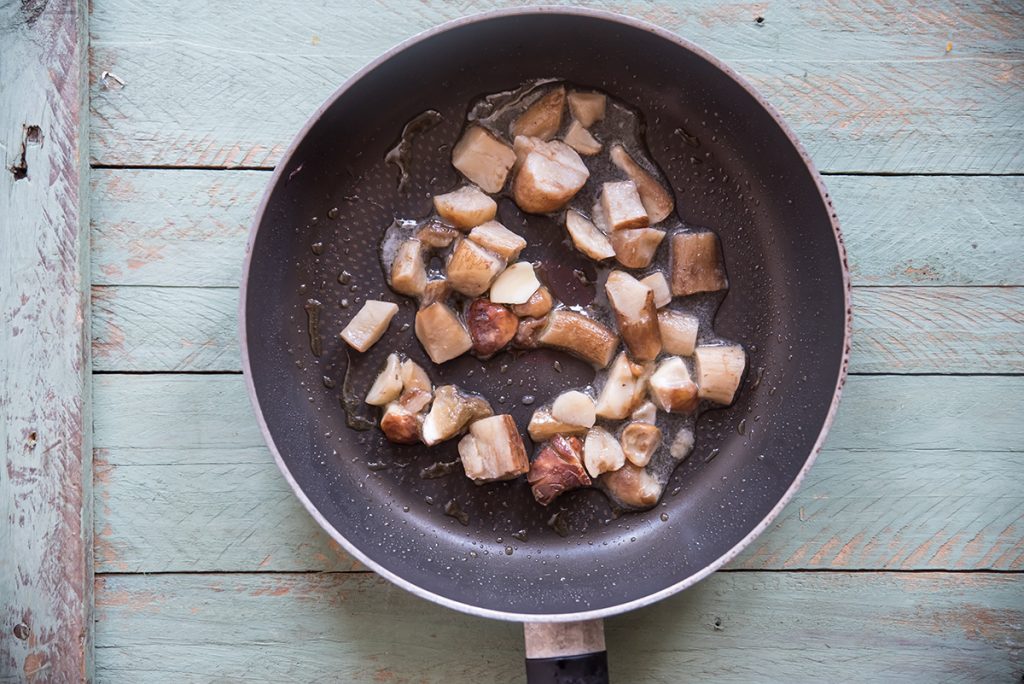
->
xmin=3 ymin=1 xmax=1022 ymax=681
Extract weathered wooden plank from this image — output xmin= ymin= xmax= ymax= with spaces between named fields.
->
xmin=92 ymin=374 xmax=1024 ymax=573
xmin=90 ymin=169 xmax=1024 ymax=287
xmin=93 ymin=571 xmax=1024 ymax=683
xmin=0 ymin=1 xmax=93 ymax=681
xmin=90 ymin=284 xmax=1024 ymax=373
xmin=88 ymin=1 xmax=1024 ymax=171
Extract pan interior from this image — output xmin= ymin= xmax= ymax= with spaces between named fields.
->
xmin=244 ymin=12 xmax=846 ymax=618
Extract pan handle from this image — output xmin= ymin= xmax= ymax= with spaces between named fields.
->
xmin=523 ymin=619 xmax=608 ymax=683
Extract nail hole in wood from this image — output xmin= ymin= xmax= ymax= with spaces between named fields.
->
xmin=13 ymin=623 xmax=30 ymax=640
xmin=27 ymin=431 xmax=38 ymax=448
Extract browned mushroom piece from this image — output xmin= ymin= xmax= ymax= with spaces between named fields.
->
xmin=433 ymin=185 xmax=498 ymax=230
xmin=670 ymin=230 xmax=728 ymax=296
xmin=630 ymin=400 xmax=658 ymax=425
xmin=511 ymin=285 xmax=553 ymax=318
xmin=416 ymin=219 xmax=460 ymax=249
xmin=620 ymin=422 xmax=662 ymax=467
xmin=609 ymin=144 xmax=675 ymax=224
xmin=513 ymin=314 xmax=548 ymax=349
xmin=604 ymin=270 xmax=662 ymax=362
xmin=567 ymin=91 xmax=606 ymax=128
xmin=563 ymin=120 xmax=602 ymax=156
xmin=466 ymin=298 xmax=519 ymax=357
xmin=390 ymin=239 xmax=427 ymax=297
xmin=380 ymin=402 xmax=422 ymax=444
xmin=610 ymin=227 xmax=665 ymax=269
xmin=398 ymin=388 xmax=432 ymax=414
xmin=657 ymin=309 xmax=699 ymax=356
xmin=421 ymin=385 xmax=493 ymax=446
xmin=510 ymin=86 xmax=566 ymax=141
xmin=639 ymin=272 xmax=671 ymax=308
xmin=694 ymin=345 xmax=747 ymax=405
xmin=649 ymin=356 xmax=699 ymax=414
xmin=457 ymin=414 xmax=529 ymax=483
xmin=527 ymin=409 xmax=588 ymax=442
xmin=601 ymin=463 xmax=663 ymax=510
xmin=527 ymin=434 xmax=591 ymax=505
xmin=600 ymin=181 xmax=649 ymax=231
xmin=468 ymin=221 xmax=527 ymax=261
xmin=536 ymin=310 xmax=619 ymax=369
xmin=511 ymin=136 xmax=590 ymax=213
xmin=415 ymin=302 xmax=473 ymax=364
xmin=419 ymin=278 xmax=451 ymax=309
xmin=451 ymin=125 xmax=516 ymax=193
xmin=565 ymin=210 xmax=615 ymax=261
xmin=446 ymin=238 xmax=506 ymax=297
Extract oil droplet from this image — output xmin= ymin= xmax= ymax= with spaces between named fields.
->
xmin=303 ymin=299 xmax=323 ymax=357
xmin=340 ymin=298 xmax=349 ymax=308
xmin=512 ymin=529 xmax=528 ymax=542
xmin=402 ymin=505 xmax=410 ymax=512
xmin=547 ymin=511 xmax=570 ymax=537
xmin=298 ymin=283 xmax=308 ymax=295
xmin=400 ymin=323 xmax=410 ymax=332
xmin=311 ymin=241 xmax=325 ymax=255
xmin=737 ymin=419 xmax=747 ymax=436
xmin=553 ymin=360 xmax=562 ymax=373
xmin=327 ymin=207 xmax=340 ymax=220
xmin=322 ymin=375 xmax=336 ymax=389
xmin=504 ymin=546 xmax=514 ymax=556
xmin=444 ymin=499 xmax=470 ymax=526
xmin=704 ymin=448 xmax=720 ymax=463
xmin=338 ymin=270 xmax=352 ymax=284
xmin=424 ymin=495 xmax=435 ymax=505
xmin=660 ymin=513 xmax=669 ymax=522
xmin=521 ymin=395 xmax=535 ymax=405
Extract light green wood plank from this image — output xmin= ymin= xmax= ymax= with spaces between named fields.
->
xmin=90 ymin=285 xmax=1024 ymax=373
xmin=90 ymin=169 xmax=1024 ymax=287
xmin=88 ymin=1 xmax=1024 ymax=171
xmin=93 ymin=571 xmax=1024 ymax=683
xmin=92 ymin=374 xmax=1024 ymax=573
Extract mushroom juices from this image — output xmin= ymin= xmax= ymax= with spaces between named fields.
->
xmin=358 ymin=80 xmax=747 ymax=513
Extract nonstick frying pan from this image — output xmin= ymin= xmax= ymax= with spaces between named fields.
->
xmin=240 ymin=8 xmax=850 ymax=682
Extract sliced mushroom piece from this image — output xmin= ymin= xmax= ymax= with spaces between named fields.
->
xmin=630 ymin=400 xmax=658 ymax=425
xmin=694 ymin=345 xmax=746 ymax=405
xmin=605 ymin=270 xmax=662 ymax=362
xmin=446 ymin=238 xmax=506 ymax=297
xmin=365 ymin=353 xmax=403 ymax=406
xmin=670 ymin=230 xmax=729 ymax=296
xmin=583 ymin=427 xmax=626 ymax=478
xmin=620 ymin=422 xmax=662 ymax=467
xmin=563 ymin=120 xmax=602 ymax=155
xmin=451 ymin=125 xmax=516 ymax=194
xmin=610 ymin=227 xmax=665 ymax=269
xmin=669 ymin=427 xmax=695 ymax=460
xmin=399 ymin=359 xmax=431 ymax=394
xmin=565 ymin=210 xmax=615 ymax=261
xmin=609 ymin=144 xmax=675 ymax=224
xmin=390 ymin=239 xmax=427 ymax=297
xmin=510 ymin=86 xmax=565 ymax=141
xmin=398 ymin=388 xmax=432 ymax=414
xmin=416 ymin=219 xmax=459 ymax=249
xmin=595 ymin=352 xmax=642 ymax=420
xmin=421 ymin=385 xmax=493 ymax=446
xmin=415 ymin=302 xmax=473 ymax=364
xmin=527 ymin=409 xmax=588 ymax=442
xmin=468 ymin=221 xmax=527 ymax=261
xmin=512 ymin=137 xmax=590 ymax=214
xmin=640 ymin=272 xmax=672 ymax=308
xmin=466 ymin=298 xmax=518 ymax=357
xmin=602 ymin=463 xmax=662 ymax=510
xmin=536 ymin=310 xmax=619 ymax=369
xmin=567 ymin=91 xmax=606 ymax=128
xmin=433 ymin=185 xmax=497 ymax=230
xmin=513 ymin=314 xmax=548 ymax=349
xmin=380 ymin=402 xmax=422 ymax=444
xmin=600 ymin=181 xmax=649 ymax=231
xmin=511 ymin=285 xmax=553 ymax=318
xmin=658 ymin=309 xmax=699 ymax=356
xmin=420 ymin=278 xmax=451 ymax=309
xmin=488 ymin=262 xmax=539 ymax=305
xmin=457 ymin=414 xmax=529 ymax=483
xmin=649 ymin=356 xmax=699 ymax=414
xmin=528 ymin=434 xmax=591 ymax=506
xmin=340 ymin=300 xmax=399 ymax=352
xmin=551 ymin=390 xmax=597 ymax=428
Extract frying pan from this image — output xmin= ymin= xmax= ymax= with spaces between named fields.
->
xmin=240 ymin=7 xmax=850 ymax=683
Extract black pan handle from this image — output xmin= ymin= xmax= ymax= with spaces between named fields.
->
xmin=523 ymin=619 xmax=608 ymax=683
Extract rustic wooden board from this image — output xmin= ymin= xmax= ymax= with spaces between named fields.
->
xmin=89 ymin=284 xmax=1024 ymax=373
xmin=92 ymin=374 xmax=1024 ymax=573
xmin=93 ymin=571 xmax=1024 ymax=682
xmin=0 ymin=1 xmax=93 ymax=681
xmin=88 ymin=1 xmax=1024 ymax=171
xmin=90 ymin=169 xmax=1024 ymax=287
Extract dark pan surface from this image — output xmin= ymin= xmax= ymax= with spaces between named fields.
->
xmin=241 ymin=9 xmax=849 ymax=620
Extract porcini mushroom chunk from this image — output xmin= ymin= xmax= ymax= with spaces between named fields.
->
xmin=630 ymin=400 xmax=658 ymax=425
xmin=583 ymin=427 xmax=626 ymax=478
xmin=694 ymin=345 xmax=746 ymax=405
xmin=670 ymin=230 xmax=728 ymax=296
xmin=563 ymin=120 xmax=602 ymax=155
xmin=610 ymin=144 xmax=675 ymax=224
xmin=640 ymin=272 xmax=672 ymax=308
xmin=446 ymin=239 xmax=506 ymax=297
xmin=422 ymin=385 xmax=493 ymax=446
xmin=415 ymin=302 xmax=473 ymax=364
xmin=605 ymin=270 xmax=662 ymax=362
xmin=600 ymin=181 xmax=648 ymax=231
xmin=551 ymin=390 xmax=597 ymax=428
xmin=511 ymin=86 xmax=565 ymax=141
xmin=621 ymin=422 xmax=662 ymax=467
xmin=380 ymin=402 xmax=422 ymax=444
xmin=365 ymin=353 xmax=403 ymax=406
xmin=567 ymin=91 xmax=606 ymax=128
xmin=398 ymin=388 xmax=432 ymax=414
xmin=466 ymin=298 xmax=518 ymax=357
xmin=512 ymin=137 xmax=590 ymax=214
xmin=595 ymin=352 xmax=643 ymax=420
xmin=420 ymin=278 xmax=451 ymax=308
xmin=602 ymin=463 xmax=662 ymax=510
xmin=537 ymin=310 xmax=619 ymax=369
xmin=340 ymin=300 xmax=399 ymax=352
xmin=565 ymin=210 xmax=615 ymax=261
xmin=649 ymin=356 xmax=699 ymax=415
xmin=527 ymin=409 xmax=588 ymax=442
xmin=489 ymin=261 xmax=540 ymax=305
xmin=399 ymin=359 xmax=431 ymax=394
xmin=390 ymin=239 xmax=426 ymax=297
xmin=433 ymin=185 xmax=497 ymax=230
xmin=511 ymin=286 xmax=553 ymax=318
xmin=528 ymin=434 xmax=591 ymax=505
xmin=658 ymin=310 xmax=700 ymax=356
xmin=457 ymin=414 xmax=529 ymax=483
xmin=452 ymin=125 xmax=516 ymax=194
xmin=416 ymin=220 xmax=459 ymax=249
xmin=670 ymin=427 xmax=695 ymax=460
xmin=468 ymin=221 xmax=527 ymax=261
xmin=514 ymin=314 xmax=548 ymax=349
xmin=610 ymin=228 xmax=665 ymax=269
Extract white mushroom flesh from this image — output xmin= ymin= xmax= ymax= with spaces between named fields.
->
xmin=512 ymin=137 xmax=590 ymax=214
xmin=452 ymin=125 xmax=516 ymax=193
xmin=640 ymin=272 xmax=672 ymax=308
xmin=602 ymin=463 xmax=662 ymax=510
xmin=489 ymin=261 xmax=541 ymax=305
xmin=527 ymin=409 xmax=589 ymax=442
xmin=565 ymin=209 xmax=615 ymax=261
xmin=670 ymin=230 xmax=729 ymax=296
xmin=605 ymin=270 xmax=662 ymax=362
xmin=610 ymin=227 xmax=665 ymax=268
xmin=550 ymin=390 xmax=597 ymax=428
xmin=340 ymin=300 xmax=399 ymax=353
xmin=415 ymin=302 xmax=473 ymax=364
xmin=563 ymin=120 xmax=602 ymax=155
xmin=649 ymin=356 xmax=699 ymax=414
xmin=365 ymin=353 xmax=403 ymax=406
xmin=609 ymin=144 xmax=675 ymax=224
xmin=694 ymin=345 xmax=747 ymax=405
xmin=458 ymin=414 xmax=529 ymax=483
xmin=583 ymin=427 xmax=626 ymax=478
xmin=620 ymin=422 xmax=662 ymax=467
xmin=510 ymin=86 xmax=565 ymax=141
xmin=600 ymin=181 xmax=648 ymax=231
xmin=670 ymin=427 xmax=695 ymax=460
xmin=421 ymin=385 xmax=493 ymax=446
xmin=446 ymin=238 xmax=506 ymax=297
xmin=390 ymin=239 xmax=427 ymax=297
xmin=658 ymin=310 xmax=700 ymax=356
xmin=595 ymin=352 xmax=640 ymax=420
xmin=567 ymin=91 xmax=606 ymax=128
xmin=433 ymin=185 xmax=497 ymax=230
xmin=630 ymin=400 xmax=658 ymax=425
xmin=400 ymin=359 xmax=431 ymax=394
xmin=468 ymin=221 xmax=527 ymax=260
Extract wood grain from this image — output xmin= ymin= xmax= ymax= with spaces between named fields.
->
xmin=93 ymin=571 xmax=1024 ymax=682
xmin=90 ymin=169 xmax=1024 ymax=287
xmin=88 ymin=1 xmax=1024 ymax=171
xmin=92 ymin=374 xmax=1024 ymax=573
xmin=89 ymin=284 xmax=1024 ymax=373
xmin=0 ymin=1 xmax=93 ymax=681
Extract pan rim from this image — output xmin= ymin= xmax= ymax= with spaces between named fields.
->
xmin=239 ymin=5 xmax=852 ymax=623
